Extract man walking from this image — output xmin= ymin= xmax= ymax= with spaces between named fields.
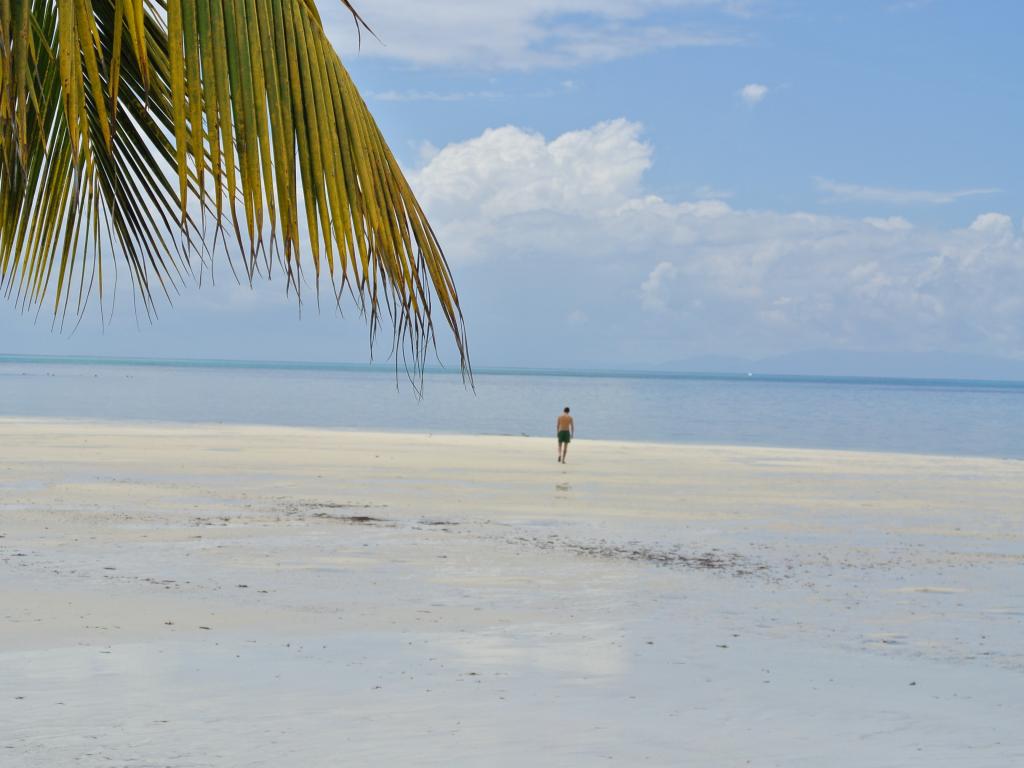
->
xmin=556 ymin=407 xmax=575 ymax=463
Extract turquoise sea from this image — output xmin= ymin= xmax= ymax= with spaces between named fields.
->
xmin=1 ymin=354 xmax=1022 ymax=459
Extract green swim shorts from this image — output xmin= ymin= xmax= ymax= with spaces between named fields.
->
xmin=558 ymin=430 xmax=572 ymax=444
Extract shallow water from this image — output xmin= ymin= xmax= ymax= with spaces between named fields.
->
xmin=1 ymin=355 xmax=1023 ymax=458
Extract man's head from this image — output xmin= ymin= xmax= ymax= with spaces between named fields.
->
xmin=564 ymin=407 xmax=570 ymax=413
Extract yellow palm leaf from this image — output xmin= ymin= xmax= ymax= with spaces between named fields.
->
xmin=0 ymin=0 xmax=468 ymax=374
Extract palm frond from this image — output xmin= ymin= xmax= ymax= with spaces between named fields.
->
xmin=0 ymin=0 xmax=468 ymax=373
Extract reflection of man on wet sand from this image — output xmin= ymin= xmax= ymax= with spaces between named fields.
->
xmin=556 ymin=407 xmax=575 ymax=463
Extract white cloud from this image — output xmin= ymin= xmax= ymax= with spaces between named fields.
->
xmin=864 ymin=216 xmax=913 ymax=231
xmin=410 ymin=120 xmax=1024 ymax=359
xmin=642 ymin=262 xmax=680 ymax=310
xmin=324 ymin=1 xmax=746 ymax=69
xmin=968 ymin=212 xmax=1014 ymax=237
xmin=817 ymin=178 xmax=998 ymax=205
xmin=739 ymin=83 xmax=768 ymax=105
xmin=412 ymin=119 xmax=651 ymax=228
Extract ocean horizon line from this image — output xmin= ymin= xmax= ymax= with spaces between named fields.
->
xmin=2 ymin=351 xmax=1024 ymax=391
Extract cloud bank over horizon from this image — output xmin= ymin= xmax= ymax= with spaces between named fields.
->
xmin=411 ymin=119 xmax=1024 ymax=362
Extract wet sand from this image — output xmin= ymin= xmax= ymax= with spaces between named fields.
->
xmin=1 ymin=419 xmax=1022 ymax=766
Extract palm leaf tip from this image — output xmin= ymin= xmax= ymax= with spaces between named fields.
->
xmin=0 ymin=0 xmax=470 ymax=377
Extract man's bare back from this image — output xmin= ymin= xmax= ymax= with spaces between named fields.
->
xmin=556 ymin=407 xmax=574 ymax=463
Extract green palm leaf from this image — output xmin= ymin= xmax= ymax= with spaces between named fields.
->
xmin=0 ymin=0 xmax=468 ymax=372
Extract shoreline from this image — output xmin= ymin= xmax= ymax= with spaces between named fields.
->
xmin=2 ymin=415 xmax=1021 ymax=464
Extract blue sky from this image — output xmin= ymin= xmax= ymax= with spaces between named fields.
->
xmin=3 ymin=0 xmax=1022 ymax=374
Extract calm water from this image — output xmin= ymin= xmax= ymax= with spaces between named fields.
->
xmin=1 ymin=355 xmax=1022 ymax=459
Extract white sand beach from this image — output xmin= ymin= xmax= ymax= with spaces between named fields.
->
xmin=1 ymin=419 xmax=1022 ymax=766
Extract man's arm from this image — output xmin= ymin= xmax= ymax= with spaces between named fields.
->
xmin=569 ymin=416 xmax=575 ymax=437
